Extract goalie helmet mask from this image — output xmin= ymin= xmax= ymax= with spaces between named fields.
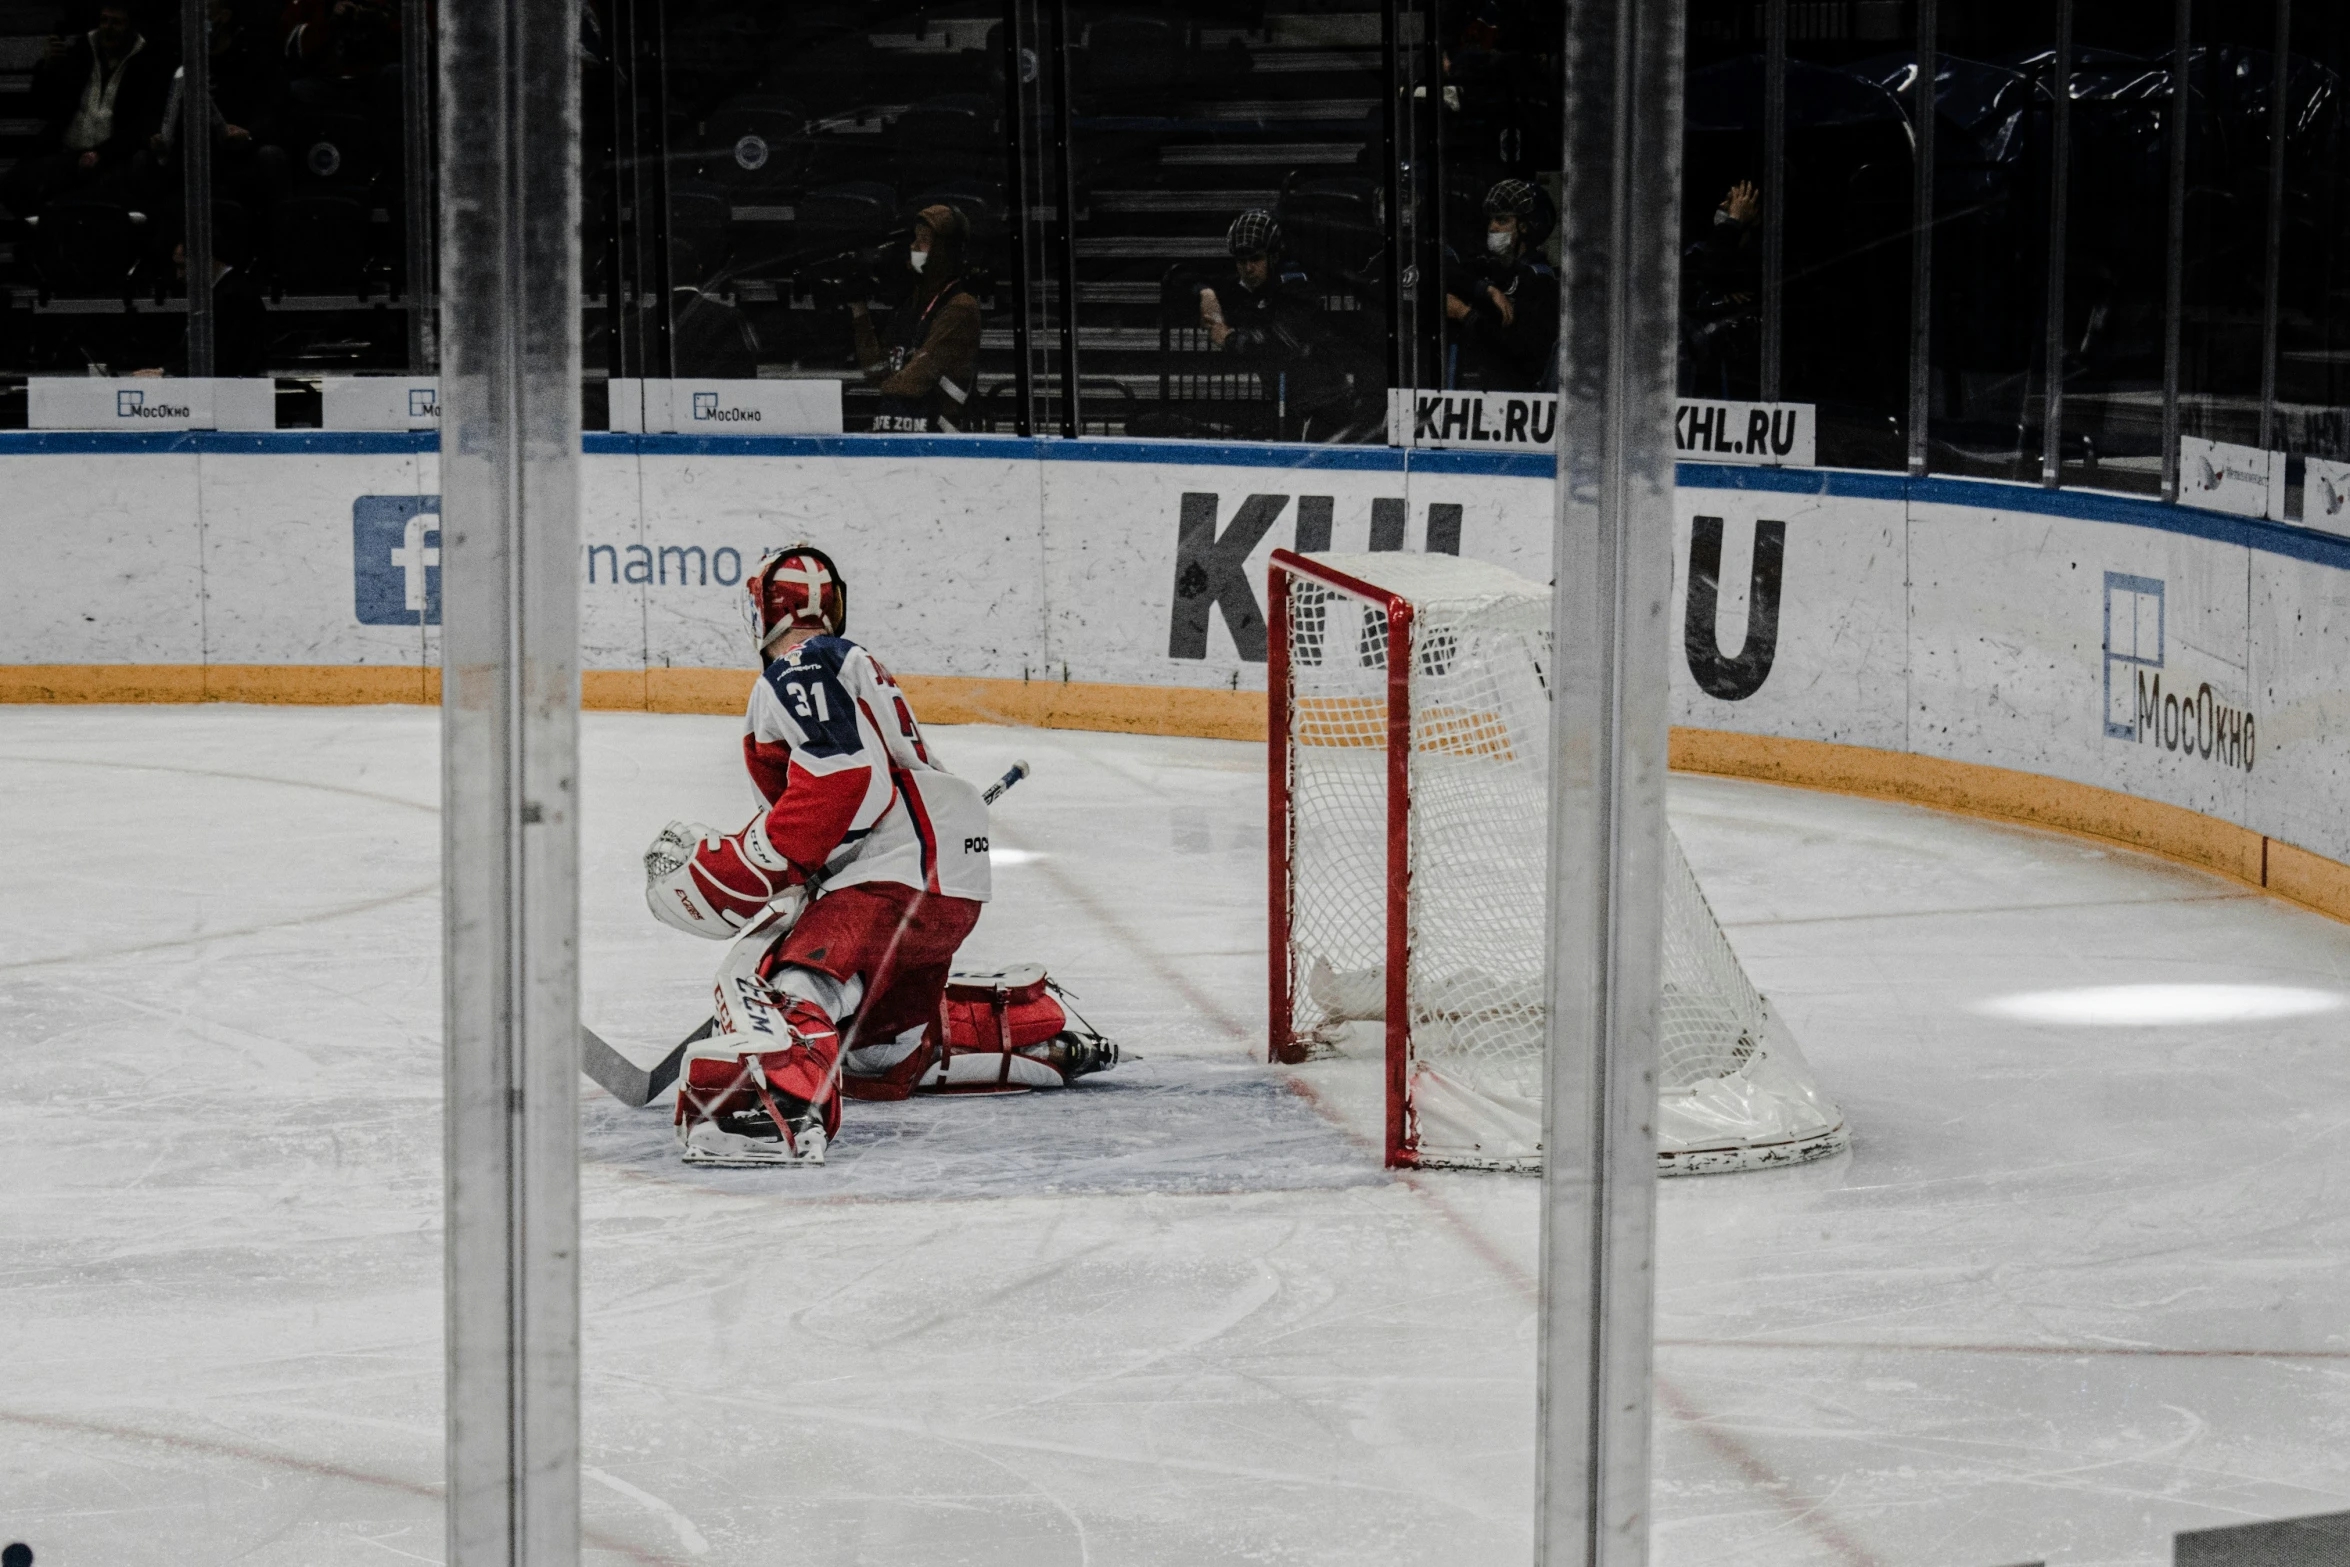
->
xmin=744 ymin=544 xmax=848 ymax=656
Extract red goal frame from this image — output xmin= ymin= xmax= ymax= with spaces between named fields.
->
xmin=1267 ymin=548 xmax=1417 ymax=1168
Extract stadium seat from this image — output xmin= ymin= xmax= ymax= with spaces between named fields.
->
xmin=667 ymin=9 xmax=768 ymax=119
xmin=702 ymin=96 xmax=814 ymax=195
xmin=761 ymin=19 xmax=879 ymax=116
xmin=797 ymin=180 xmax=898 ymax=256
xmin=890 ymin=94 xmax=998 ymax=185
xmin=1075 ymin=16 xmax=1192 ymax=111
xmin=668 ymin=179 xmax=734 ymax=288
xmin=269 ymin=191 xmax=374 ymax=292
xmin=281 ymin=80 xmax=379 ymax=190
xmin=29 ymin=196 xmax=140 ymax=298
xmin=1277 ymin=175 xmax=1383 ymax=290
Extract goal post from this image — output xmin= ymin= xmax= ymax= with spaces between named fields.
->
xmin=1267 ymin=547 xmax=1850 ymax=1174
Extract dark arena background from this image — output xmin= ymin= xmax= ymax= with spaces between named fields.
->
xmin=0 ymin=0 xmax=2336 ymax=481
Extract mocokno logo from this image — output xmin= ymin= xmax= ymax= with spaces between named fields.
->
xmin=2190 ymin=448 xmax=2267 ymax=494
xmin=408 ymin=387 xmax=439 ymax=419
xmin=116 ymin=388 xmax=190 ymax=419
xmin=353 ymin=495 xmax=442 ymax=626
xmin=691 ymin=390 xmax=761 ymax=423
xmin=2102 ymin=571 xmax=2254 ymax=771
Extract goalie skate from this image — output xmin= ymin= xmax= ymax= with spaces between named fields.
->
xmin=680 ymin=1112 xmax=828 ymax=1167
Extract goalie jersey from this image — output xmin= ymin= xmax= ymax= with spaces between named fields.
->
xmin=742 ymin=635 xmax=991 ymax=903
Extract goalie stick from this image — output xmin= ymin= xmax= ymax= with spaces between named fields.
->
xmin=578 ymin=758 xmax=1033 ymax=1107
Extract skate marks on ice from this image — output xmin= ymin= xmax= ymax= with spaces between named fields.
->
xmin=580 ymin=1055 xmax=1383 ymax=1200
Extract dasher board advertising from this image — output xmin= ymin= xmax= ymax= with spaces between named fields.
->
xmin=1387 ymin=388 xmax=1816 ymax=467
xmin=29 ymin=377 xmax=278 ymax=431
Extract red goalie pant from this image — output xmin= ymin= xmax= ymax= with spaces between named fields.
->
xmin=762 ymin=880 xmax=983 ymax=1075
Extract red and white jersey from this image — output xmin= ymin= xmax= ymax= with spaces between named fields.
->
xmin=742 ymin=635 xmax=990 ymax=902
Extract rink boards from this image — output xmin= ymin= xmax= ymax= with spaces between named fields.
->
xmin=5 ymin=430 xmax=2350 ymax=910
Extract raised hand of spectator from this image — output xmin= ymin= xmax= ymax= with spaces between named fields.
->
xmin=42 ymin=33 xmax=65 ymax=62
xmin=1199 ymin=285 xmax=1231 ymax=347
xmin=1722 ymin=180 xmax=1760 ymax=226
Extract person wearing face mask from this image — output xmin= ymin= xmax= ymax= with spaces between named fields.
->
xmin=1197 ymin=208 xmax=1375 ymax=442
xmin=850 ymin=203 xmax=982 ymax=433
xmin=1442 ymin=178 xmax=1558 ymax=391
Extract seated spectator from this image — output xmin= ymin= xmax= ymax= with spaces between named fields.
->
xmin=154 ymin=0 xmax=290 ymax=213
xmin=131 ymin=240 xmax=269 ymax=375
xmin=1682 ymin=178 xmax=1762 ymax=398
xmin=1443 ymin=177 xmax=1558 ymax=390
xmin=1198 ymin=209 xmax=1377 ymax=443
xmin=2 ymin=2 xmax=173 ymax=219
xmin=850 ymin=203 xmax=980 ymax=433
xmin=279 ymin=0 xmax=397 ymax=83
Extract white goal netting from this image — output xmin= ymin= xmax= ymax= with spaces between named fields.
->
xmin=1275 ymin=551 xmax=1848 ymax=1174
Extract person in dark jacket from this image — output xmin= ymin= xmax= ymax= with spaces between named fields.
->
xmin=1444 ymin=177 xmax=1558 ymax=390
xmin=851 ymin=203 xmax=981 ymax=433
xmin=130 ymin=239 xmax=269 ymax=375
xmin=153 ymin=0 xmax=290 ymax=214
xmin=278 ymin=0 xmax=397 ymax=85
xmin=1198 ymin=208 xmax=1374 ymax=442
xmin=2 ymin=2 xmax=173 ymax=217
xmin=1681 ymin=178 xmax=1763 ymax=398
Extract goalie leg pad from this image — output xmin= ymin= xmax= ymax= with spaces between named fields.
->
xmin=677 ymin=988 xmax=845 ymax=1165
xmin=911 ymin=965 xmax=1123 ymax=1094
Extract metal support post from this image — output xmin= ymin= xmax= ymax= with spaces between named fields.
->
xmin=2041 ymin=0 xmax=2073 ymax=488
xmin=2258 ymin=0 xmax=2291 ymax=459
xmin=402 ymin=0 xmax=437 ymax=370
xmin=1906 ymin=0 xmax=1937 ymax=477
xmin=2161 ymin=0 xmax=2191 ymax=502
xmin=999 ymin=0 xmax=1035 ymax=435
xmin=1379 ymin=0 xmax=1404 ymax=398
xmin=1760 ymin=0 xmax=1785 ymax=403
xmin=179 ymin=0 xmax=214 ymax=376
xmin=595 ymin=0 xmax=628 ymax=380
xmin=1407 ymin=0 xmax=1442 ymax=398
xmin=1048 ymin=0 xmax=1081 ymax=435
xmin=437 ymin=0 xmax=582 ymax=1549
xmin=1537 ymin=0 xmax=1680 ymax=1557
xmin=644 ymin=0 xmax=675 ymax=377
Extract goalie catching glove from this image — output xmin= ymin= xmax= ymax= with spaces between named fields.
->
xmin=644 ymin=818 xmax=808 ymax=939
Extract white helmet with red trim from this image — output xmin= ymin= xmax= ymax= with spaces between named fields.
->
xmin=743 ymin=543 xmax=848 ymax=656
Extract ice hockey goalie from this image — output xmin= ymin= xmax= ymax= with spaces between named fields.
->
xmin=643 ymin=543 xmax=1114 ymax=1167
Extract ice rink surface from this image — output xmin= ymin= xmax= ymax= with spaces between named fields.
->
xmin=5 ymin=703 xmax=2350 ymax=1567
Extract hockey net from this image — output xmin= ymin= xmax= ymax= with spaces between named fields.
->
xmin=1268 ymin=549 xmax=1849 ymax=1173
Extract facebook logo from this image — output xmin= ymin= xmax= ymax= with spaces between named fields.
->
xmin=692 ymin=391 xmax=719 ymax=421
xmin=353 ymin=494 xmax=442 ymax=625
xmin=2102 ymin=571 xmax=2163 ymax=740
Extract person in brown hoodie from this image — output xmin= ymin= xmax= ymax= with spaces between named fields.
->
xmin=851 ymin=203 xmax=982 ymax=433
